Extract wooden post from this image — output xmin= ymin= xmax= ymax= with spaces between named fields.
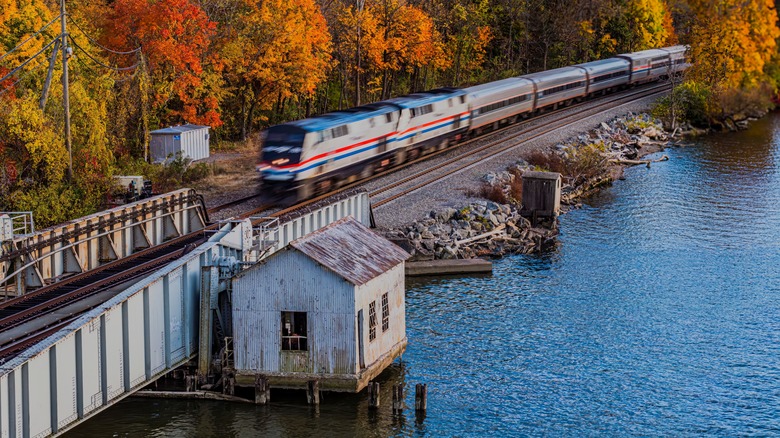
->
xmin=368 ymin=382 xmax=380 ymax=409
xmin=222 ymin=369 xmax=235 ymax=396
xmin=392 ymin=384 xmax=403 ymax=414
xmin=415 ymin=383 xmax=427 ymax=412
xmin=185 ymin=375 xmax=197 ymax=392
xmin=255 ymin=374 xmax=270 ymax=405
xmin=307 ymin=380 xmax=320 ymax=405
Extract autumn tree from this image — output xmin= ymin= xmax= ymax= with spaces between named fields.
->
xmin=211 ymin=0 xmax=331 ymax=139
xmin=105 ymin=0 xmax=221 ymax=128
xmin=687 ymin=0 xmax=779 ymax=90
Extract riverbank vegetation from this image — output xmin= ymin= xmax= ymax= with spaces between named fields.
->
xmin=1 ymin=0 xmax=778 ymax=227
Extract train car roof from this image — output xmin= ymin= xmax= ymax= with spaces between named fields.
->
xmin=661 ymin=45 xmax=688 ymax=54
xmin=463 ymin=78 xmax=534 ymax=96
xmin=520 ymin=66 xmax=586 ymax=83
xmin=575 ymin=57 xmax=630 ymax=71
xmin=616 ymin=48 xmax=669 ymax=60
xmin=273 ymin=103 xmax=399 ymax=133
xmin=380 ymin=87 xmax=466 ymax=108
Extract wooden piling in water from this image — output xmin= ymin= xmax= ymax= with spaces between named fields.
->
xmin=392 ymin=384 xmax=403 ymax=414
xmin=222 ymin=369 xmax=235 ymax=396
xmin=185 ymin=375 xmax=197 ymax=392
xmin=415 ymin=383 xmax=427 ymax=412
xmin=307 ymin=380 xmax=320 ymax=405
xmin=255 ymin=374 xmax=270 ymax=405
xmin=368 ymin=382 xmax=380 ymax=409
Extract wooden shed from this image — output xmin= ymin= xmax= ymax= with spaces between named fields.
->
xmin=521 ymin=170 xmax=562 ymax=218
xmin=231 ymin=216 xmax=410 ymax=392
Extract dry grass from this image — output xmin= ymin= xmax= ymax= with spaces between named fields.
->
xmin=191 ymin=140 xmax=261 ymax=200
xmin=478 ymin=183 xmax=508 ymax=204
xmin=507 ymin=168 xmax=523 ymax=202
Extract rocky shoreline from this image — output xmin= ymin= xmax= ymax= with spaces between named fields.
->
xmin=384 ymin=112 xmax=692 ymax=261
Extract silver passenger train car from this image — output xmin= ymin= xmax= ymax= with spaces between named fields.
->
xmin=259 ymin=45 xmax=688 ymax=201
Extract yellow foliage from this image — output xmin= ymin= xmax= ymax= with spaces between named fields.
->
xmin=0 ymin=0 xmax=55 ymax=66
xmin=626 ymin=0 xmax=674 ymax=50
xmin=0 ymin=95 xmax=66 ymax=184
xmin=222 ymin=0 xmax=332 ymax=110
xmin=688 ymin=0 xmax=780 ymax=89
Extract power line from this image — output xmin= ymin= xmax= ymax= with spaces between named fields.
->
xmin=68 ymin=36 xmax=140 ymax=72
xmin=67 ymin=17 xmax=141 ymax=55
xmin=0 ymin=57 xmax=48 ymax=97
xmin=0 ymin=14 xmax=62 ymax=64
xmin=0 ymin=38 xmax=59 ymax=86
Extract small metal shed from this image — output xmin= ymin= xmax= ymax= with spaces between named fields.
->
xmin=231 ymin=216 xmax=410 ymax=392
xmin=521 ymin=171 xmax=562 ymax=218
xmin=149 ymin=124 xmax=210 ymax=163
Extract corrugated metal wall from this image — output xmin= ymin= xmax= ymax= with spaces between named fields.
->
xmin=150 ymin=128 xmax=209 ymax=164
xmin=354 ymin=264 xmax=406 ymax=370
xmin=181 ymin=129 xmax=209 ymax=161
xmin=253 ymin=194 xmax=372 ymax=263
xmin=233 ymin=250 xmax=357 ymax=375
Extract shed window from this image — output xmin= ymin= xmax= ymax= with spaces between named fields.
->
xmin=368 ymin=301 xmax=377 ymax=341
xmin=381 ymin=293 xmax=389 ymax=332
xmin=281 ymin=311 xmax=307 ymax=351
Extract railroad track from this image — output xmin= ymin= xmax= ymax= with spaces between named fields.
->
xmin=0 ymin=83 xmax=667 ymax=361
xmin=0 ymin=233 xmax=206 ymax=360
xmin=369 ymin=84 xmax=670 ymax=207
xmin=203 ymin=83 xmax=669 ymax=219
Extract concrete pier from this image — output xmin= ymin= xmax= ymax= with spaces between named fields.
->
xmin=405 ymin=259 xmax=492 ymax=277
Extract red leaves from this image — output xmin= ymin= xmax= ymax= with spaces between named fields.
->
xmin=106 ymin=0 xmax=220 ymax=126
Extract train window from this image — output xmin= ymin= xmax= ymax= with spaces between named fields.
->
xmin=411 ymin=104 xmax=433 ymax=118
xmin=386 ymin=113 xmax=393 ymax=123
xmin=331 ymin=125 xmax=349 ymax=138
xmin=460 ymin=96 xmax=466 ymax=104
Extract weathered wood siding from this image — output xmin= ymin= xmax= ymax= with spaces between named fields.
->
xmin=232 ymin=249 xmax=357 ymax=375
xmin=521 ymin=172 xmax=561 ymax=217
xmin=354 ymin=263 xmax=406 ymax=370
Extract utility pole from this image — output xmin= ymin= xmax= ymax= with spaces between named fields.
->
xmin=60 ymin=0 xmax=73 ymax=181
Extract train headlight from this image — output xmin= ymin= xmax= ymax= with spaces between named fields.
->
xmin=272 ymin=158 xmax=290 ymax=166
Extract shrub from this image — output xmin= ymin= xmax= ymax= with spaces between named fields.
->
xmin=524 ymin=145 xmax=608 ymax=186
xmin=653 ymin=80 xmax=712 ymax=128
xmin=507 ymin=168 xmax=523 ymax=203
xmin=4 ymin=182 xmax=103 ymax=228
xmin=478 ymin=183 xmax=508 ymax=204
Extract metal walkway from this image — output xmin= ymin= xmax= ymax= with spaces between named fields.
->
xmin=0 ymin=192 xmax=371 ymax=437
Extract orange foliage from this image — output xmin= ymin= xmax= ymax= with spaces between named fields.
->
xmin=105 ymin=0 xmax=221 ymax=126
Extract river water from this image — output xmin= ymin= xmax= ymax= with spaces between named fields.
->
xmin=71 ymin=113 xmax=780 ymax=436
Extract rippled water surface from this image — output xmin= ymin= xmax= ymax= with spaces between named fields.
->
xmin=72 ymin=114 xmax=780 ymax=436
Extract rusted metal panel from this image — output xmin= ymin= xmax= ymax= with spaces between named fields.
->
xmin=289 ymin=217 xmax=409 ymax=286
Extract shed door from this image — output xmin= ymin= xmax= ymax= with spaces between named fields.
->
xmin=357 ymin=309 xmax=365 ymax=370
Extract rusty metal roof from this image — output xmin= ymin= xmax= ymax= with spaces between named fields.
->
xmin=289 ymin=216 xmax=410 ymax=286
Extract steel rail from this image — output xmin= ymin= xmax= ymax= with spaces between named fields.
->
xmin=371 ymin=84 xmax=670 ymax=207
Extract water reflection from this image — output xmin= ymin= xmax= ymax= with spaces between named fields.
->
xmin=71 ymin=113 xmax=780 ymax=436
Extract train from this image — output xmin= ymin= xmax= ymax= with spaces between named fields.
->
xmin=258 ymin=45 xmax=689 ymax=201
